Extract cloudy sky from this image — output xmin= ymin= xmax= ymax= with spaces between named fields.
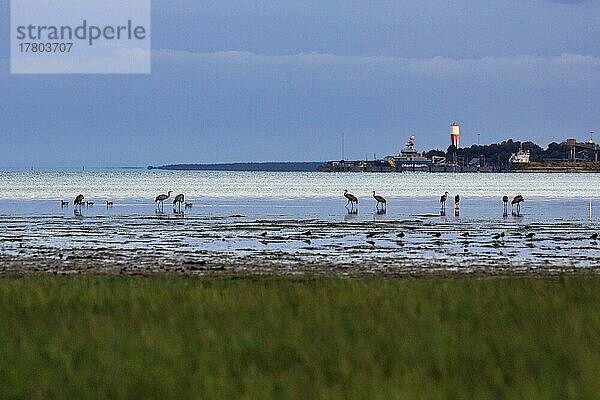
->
xmin=1 ymin=0 xmax=600 ymax=168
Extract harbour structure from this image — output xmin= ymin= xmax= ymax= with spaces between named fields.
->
xmin=316 ymin=159 xmax=395 ymax=172
xmin=565 ymin=138 xmax=599 ymax=162
xmin=318 ymin=134 xmax=443 ymax=172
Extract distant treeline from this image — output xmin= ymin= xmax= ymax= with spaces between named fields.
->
xmin=424 ymin=139 xmax=597 ymax=166
xmin=148 ymin=162 xmax=323 ymax=172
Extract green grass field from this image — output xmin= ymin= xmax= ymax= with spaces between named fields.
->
xmin=0 ymin=275 xmax=599 ymax=399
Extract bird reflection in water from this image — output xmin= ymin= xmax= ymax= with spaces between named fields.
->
xmin=174 ymin=211 xmax=185 ymax=219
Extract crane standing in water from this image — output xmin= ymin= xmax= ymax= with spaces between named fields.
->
xmin=344 ymin=190 xmax=358 ymax=208
xmin=173 ymin=193 xmax=185 ymax=211
xmin=372 ymin=191 xmax=386 ymax=211
xmin=74 ymin=194 xmax=84 ymax=208
xmin=155 ymin=191 xmax=172 ymax=209
xmin=512 ymin=195 xmax=524 ymax=214
xmin=440 ymin=191 xmax=449 ymax=211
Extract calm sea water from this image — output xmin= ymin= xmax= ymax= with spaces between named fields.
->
xmin=1 ymin=170 xmax=599 ymax=200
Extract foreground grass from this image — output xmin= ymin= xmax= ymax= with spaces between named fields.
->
xmin=0 ymin=275 xmax=599 ymax=399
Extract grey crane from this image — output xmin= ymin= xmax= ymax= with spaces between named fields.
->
xmin=372 ymin=191 xmax=386 ymax=210
xmin=344 ymin=190 xmax=358 ymax=207
xmin=155 ymin=190 xmax=172 ymax=208
xmin=74 ymin=194 xmax=85 ymax=207
xmin=512 ymin=195 xmax=524 ymax=214
xmin=440 ymin=191 xmax=449 ymax=210
xmin=173 ymin=193 xmax=185 ymax=211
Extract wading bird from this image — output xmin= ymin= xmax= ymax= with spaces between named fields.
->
xmin=106 ymin=201 xmax=113 ymax=207
xmin=502 ymin=195 xmax=509 ymax=215
xmin=440 ymin=191 xmax=449 ymax=210
xmin=492 ymin=232 xmax=505 ymax=240
xmin=185 ymin=202 xmax=193 ymax=208
xmin=173 ymin=193 xmax=185 ymax=211
xmin=86 ymin=201 xmax=94 ymax=206
xmin=155 ymin=191 xmax=172 ymax=208
xmin=344 ymin=190 xmax=358 ymax=208
xmin=372 ymin=191 xmax=386 ymax=211
xmin=60 ymin=200 xmax=69 ymax=207
xmin=512 ymin=195 xmax=524 ymax=214
xmin=74 ymin=194 xmax=84 ymax=207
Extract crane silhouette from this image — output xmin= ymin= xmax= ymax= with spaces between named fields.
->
xmin=344 ymin=190 xmax=358 ymax=207
xmin=372 ymin=191 xmax=386 ymax=211
xmin=440 ymin=191 xmax=449 ymax=210
xmin=173 ymin=193 xmax=185 ymax=211
xmin=512 ymin=195 xmax=524 ymax=214
xmin=155 ymin=191 xmax=172 ymax=209
xmin=502 ymin=195 xmax=509 ymax=216
xmin=74 ymin=194 xmax=84 ymax=208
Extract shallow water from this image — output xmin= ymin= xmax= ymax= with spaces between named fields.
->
xmin=0 ymin=171 xmax=599 ymax=275
xmin=1 ymin=170 xmax=600 ymax=200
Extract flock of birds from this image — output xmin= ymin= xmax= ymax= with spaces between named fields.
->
xmin=61 ymin=190 xmax=526 ymax=216
xmin=343 ymin=190 xmax=525 ymax=215
xmin=61 ymin=191 xmax=193 ymax=211
xmin=55 ymin=191 xmax=600 ymax=244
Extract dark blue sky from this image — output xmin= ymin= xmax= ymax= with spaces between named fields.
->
xmin=1 ymin=0 xmax=600 ymax=168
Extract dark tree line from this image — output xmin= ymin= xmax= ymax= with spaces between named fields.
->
xmin=424 ymin=140 xmax=596 ymax=166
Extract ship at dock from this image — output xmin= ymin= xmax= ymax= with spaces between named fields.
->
xmin=318 ymin=134 xmax=442 ymax=172
xmin=385 ymin=135 xmax=440 ymax=171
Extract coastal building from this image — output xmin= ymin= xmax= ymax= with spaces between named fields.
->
xmin=509 ymin=148 xmax=530 ymax=163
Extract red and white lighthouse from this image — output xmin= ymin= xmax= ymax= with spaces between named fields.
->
xmin=450 ymin=122 xmax=460 ymax=148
